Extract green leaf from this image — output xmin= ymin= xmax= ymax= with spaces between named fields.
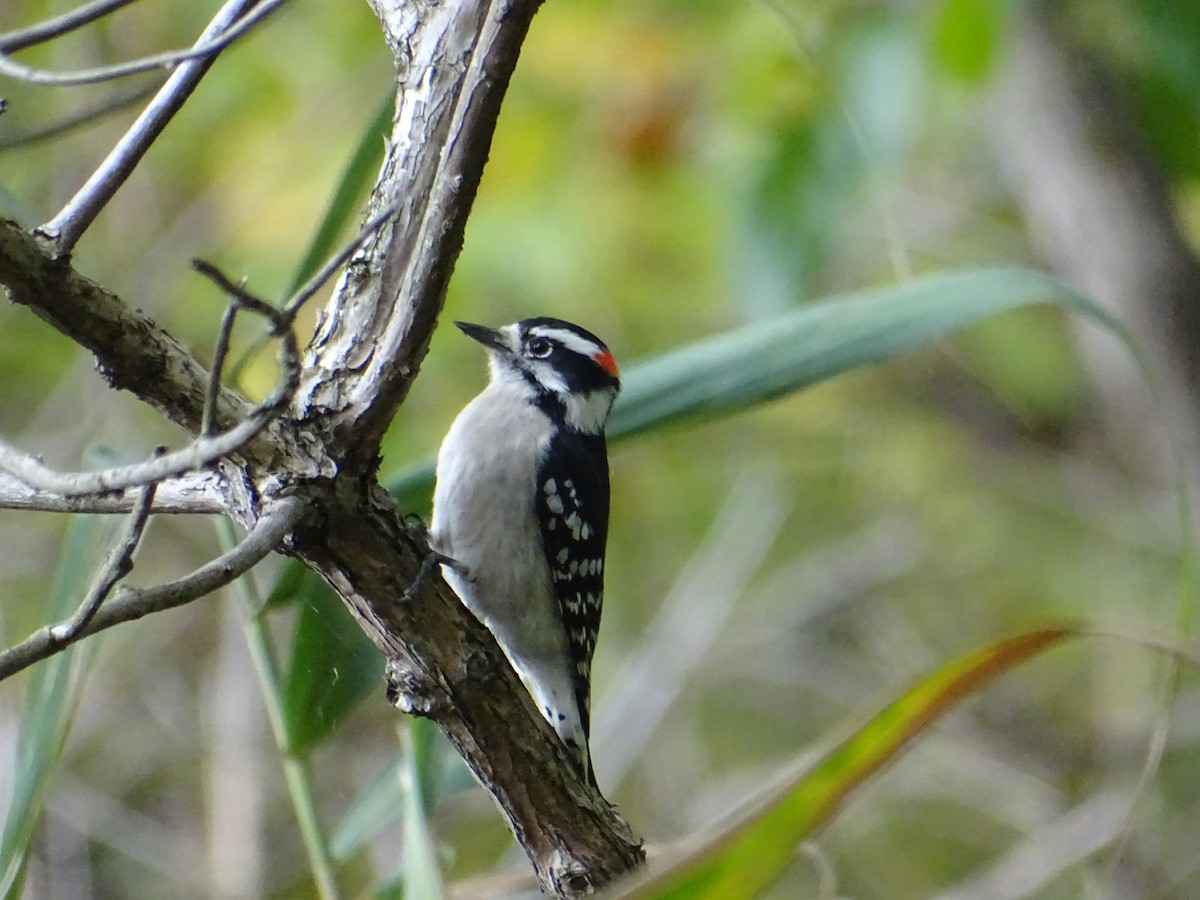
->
xmin=0 ymin=515 xmax=116 ymax=897
xmin=282 ymin=574 xmax=383 ymax=756
xmin=260 ymin=557 xmax=306 ymax=612
xmin=619 ymin=626 xmax=1079 ymax=899
xmin=610 ymin=268 xmax=1125 ymax=438
xmin=282 ymin=266 xmax=1130 ymax=752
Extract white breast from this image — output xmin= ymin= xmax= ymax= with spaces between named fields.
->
xmin=430 ymin=380 xmax=567 ymax=664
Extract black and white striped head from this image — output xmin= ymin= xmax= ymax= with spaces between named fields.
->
xmin=456 ymin=317 xmax=621 ymax=434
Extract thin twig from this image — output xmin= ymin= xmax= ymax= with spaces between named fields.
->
xmin=0 ymin=405 xmax=277 ymax=497
xmin=0 ymin=470 xmax=225 ymax=514
xmin=49 ymin=475 xmax=158 ymax=644
xmin=205 ymin=301 xmax=241 ymax=437
xmin=192 ymin=260 xmax=288 ymax=326
xmin=281 ymin=199 xmax=403 ymax=321
xmin=190 ymin=259 xmax=302 ymax=415
xmin=228 ymin=198 xmax=403 ymax=376
xmin=39 ymin=0 xmax=263 ymax=253
xmin=0 ymin=80 xmax=163 ymax=150
xmin=0 ymin=495 xmax=306 ymax=682
xmin=0 ymin=0 xmax=138 ymax=53
xmin=0 ymin=0 xmax=288 ymax=87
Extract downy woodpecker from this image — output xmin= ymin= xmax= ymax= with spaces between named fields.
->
xmin=431 ymin=317 xmax=620 ymax=786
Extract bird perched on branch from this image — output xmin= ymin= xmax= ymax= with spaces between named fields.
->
xmin=431 ymin=317 xmax=620 ymax=787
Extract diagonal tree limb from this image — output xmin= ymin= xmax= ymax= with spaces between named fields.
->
xmin=0 ymin=409 xmax=280 ymax=497
xmin=39 ymin=0 xmax=266 ymax=253
xmin=0 ymin=218 xmax=323 ymax=478
xmin=0 ymin=217 xmax=248 ymax=436
xmin=292 ymin=482 xmax=645 ymax=895
xmin=296 ymin=0 xmax=544 ymax=466
xmin=0 ymin=0 xmax=138 ymax=53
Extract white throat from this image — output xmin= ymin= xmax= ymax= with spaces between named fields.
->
xmin=561 ymin=388 xmax=615 ymax=434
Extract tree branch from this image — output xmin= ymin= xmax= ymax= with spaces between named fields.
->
xmin=0 ymin=495 xmax=306 ymax=682
xmin=291 ymin=482 xmax=644 ymax=895
xmin=295 ymin=0 xmax=544 ymax=465
xmin=0 ymin=0 xmax=138 ymax=53
xmin=0 ymin=470 xmax=226 ymax=514
xmin=0 ymin=217 xmax=248 ymax=435
xmin=49 ymin=477 xmax=156 ymax=643
xmin=38 ymin=0 xmax=267 ymax=252
xmin=0 ymin=408 xmax=280 ymax=496
xmin=0 ymin=0 xmax=649 ymax=892
xmin=0 ymin=0 xmax=288 ymax=87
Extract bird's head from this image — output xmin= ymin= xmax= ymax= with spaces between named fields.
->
xmin=456 ymin=317 xmax=620 ymax=434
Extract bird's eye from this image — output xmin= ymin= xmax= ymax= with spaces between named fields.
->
xmin=527 ymin=337 xmax=553 ymax=358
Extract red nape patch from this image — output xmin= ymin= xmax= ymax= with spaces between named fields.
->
xmin=593 ymin=349 xmax=619 ymax=378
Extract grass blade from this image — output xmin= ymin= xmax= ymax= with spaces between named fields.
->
xmin=0 ymin=514 xmax=115 ymax=897
xmin=608 ymin=267 xmax=1125 ymax=437
xmin=619 ymin=625 xmax=1079 ymax=899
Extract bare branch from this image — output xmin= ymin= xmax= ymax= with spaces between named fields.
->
xmin=2 ymin=1 xmax=650 ymax=890
xmin=38 ymin=0 xmax=266 ymax=253
xmin=49 ymin=476 xmax=157 ymax=643
xmin=1 ymin=230 xmax=303 ymax=497
xmin=293 ymin=486 xmax=645 ymax=895
xmin=0 ymin=80 xmax=162 ymax=150
xmin=192 ymin=260 xmax=288 ymax=325
xmin=0 ymin=470 xmax=226 ymax=514
xmin=226 ymin=199 xmax=404 ymax=379
xmin=0 ymin=0 xmax=287 ymax=87
xmin=0 ymin=0 xmax=137 ymax=53
xmin=205 ymin=303 xmax=240 ymax=438
xmin=0 ymin=402 xmax=280 ymax=496
xmin=0 ymin=218 xmax=249 ymax=438
xmin=0 ymin=495 xmax=306 ymax=682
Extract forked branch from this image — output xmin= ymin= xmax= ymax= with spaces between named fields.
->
xmin=0 ymin=495 xmax=306 ymax=682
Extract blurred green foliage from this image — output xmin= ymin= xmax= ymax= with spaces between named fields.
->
xmin=2 ymin=0 xmax=1199 ymax=897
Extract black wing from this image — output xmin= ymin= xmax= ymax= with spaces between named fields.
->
xmin=535 ymin=429 xmax=610 ymax=739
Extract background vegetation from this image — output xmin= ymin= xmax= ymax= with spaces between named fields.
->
xmin=2 ymin=0 xmax=1199 ymax=897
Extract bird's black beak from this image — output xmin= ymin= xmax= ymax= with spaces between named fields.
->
xmin=455 ymin=321 xmax=507 ymax=352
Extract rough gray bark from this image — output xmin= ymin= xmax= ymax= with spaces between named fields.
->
xmin=0 ymin=0 xmax=645 ymax=894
